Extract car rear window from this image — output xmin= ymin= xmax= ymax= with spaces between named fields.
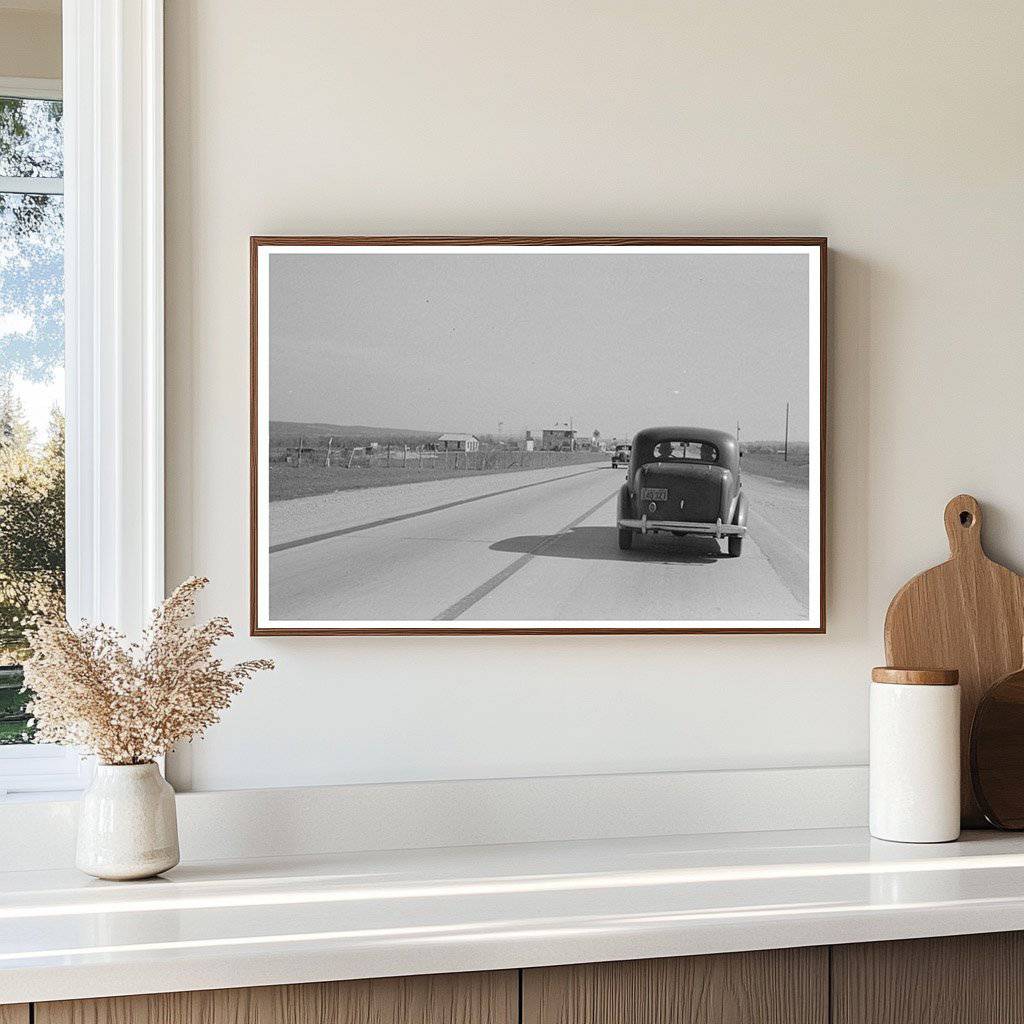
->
xmin=650 ymin=440 xmax=719 ymax=463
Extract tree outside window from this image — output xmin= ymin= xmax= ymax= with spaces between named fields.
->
xmin=0 ymin=93 xmax=65 ymax=744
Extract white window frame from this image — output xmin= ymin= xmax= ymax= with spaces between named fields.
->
xmin=0 ymin=75 xmax=80 ymax=798
xmin=0 ymin=1 xmax=164 ymax=800
xmin=0 ymin=77 xmax=61 ymax=101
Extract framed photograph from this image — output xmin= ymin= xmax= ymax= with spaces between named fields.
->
xmin=250 ymin=236 xmax=826 ymax=635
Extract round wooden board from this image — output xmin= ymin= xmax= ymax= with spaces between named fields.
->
xmin=971 ymin=666 xmax=1024 ymax=829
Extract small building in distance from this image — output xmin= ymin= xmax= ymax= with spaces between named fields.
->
xmin=542 ymin=427 xmax=577 ymax=451
xmin=436 ymin=432 xmax=480 ymax=452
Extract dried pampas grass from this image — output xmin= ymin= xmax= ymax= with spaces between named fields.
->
xmin=23 ymin=577 xmax=273 ymax=765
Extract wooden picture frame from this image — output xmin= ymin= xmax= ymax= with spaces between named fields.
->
xmin=251 ymin=236 xmax=827 ymax=635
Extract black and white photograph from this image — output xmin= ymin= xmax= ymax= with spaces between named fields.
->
xmin=251 ymin=238 xmax=825 ymax=634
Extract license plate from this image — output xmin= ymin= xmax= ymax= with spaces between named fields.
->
xmin=641 ymin=487 xmax=668 ymax=501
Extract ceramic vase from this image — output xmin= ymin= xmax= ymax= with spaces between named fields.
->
xmin=76 ymin=762 xmax=180 ymax=880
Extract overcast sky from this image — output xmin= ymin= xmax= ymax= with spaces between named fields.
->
xmin=268 ymin=250 xmax=811 ymax=442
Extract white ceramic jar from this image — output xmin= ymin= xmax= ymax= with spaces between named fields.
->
xmin=870 ymin=667 xmax=961 ymax=843
xmin=76 ymin=762 xmax=180 ymax=880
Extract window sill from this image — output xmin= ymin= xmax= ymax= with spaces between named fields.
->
xmin=0 ymin=744 xmax=92 ymax=801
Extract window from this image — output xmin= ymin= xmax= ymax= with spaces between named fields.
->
xmin=0 ymin=8 xmax=166 ymax=800
xmin=652 ymin=440 xmax=719 ymax=463
xmin=0 ymin=78 xmax=81 ymax=798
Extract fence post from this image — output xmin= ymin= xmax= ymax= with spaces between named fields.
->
xmin=325 ymin=436 xmax=333 ymax=468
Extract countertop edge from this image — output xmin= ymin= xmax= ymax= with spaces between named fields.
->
xmin=9 ymin=896 xmax=1024 ymax=1005
xmin=6 ymin=825 xmax=1024 ymax=1006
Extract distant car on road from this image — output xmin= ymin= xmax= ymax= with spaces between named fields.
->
xmin=611 ymin=444 xmax=632 ymax=468
xmin=617 ymin=427 xmax=747 ymax=557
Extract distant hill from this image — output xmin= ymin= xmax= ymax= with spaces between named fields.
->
xmin=270 ymin=421 xmax=446 ymax=445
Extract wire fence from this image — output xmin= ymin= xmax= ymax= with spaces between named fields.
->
xmin=271 ymin=441 xmax=608 ymax=473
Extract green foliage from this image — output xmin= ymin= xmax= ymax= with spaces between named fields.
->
xmin=0 ymin=392 xmax=64 ymax=743
xmin=0 ymin=388 xmax=65 ymax=668
xmin=0 ymin=665 xmax=30 ymax=744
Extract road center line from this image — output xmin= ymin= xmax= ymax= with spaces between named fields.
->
xmin=269 ymin=467 xmax=606 ymax=554
xmin=434 ymin=488 xmax=621 ymax=621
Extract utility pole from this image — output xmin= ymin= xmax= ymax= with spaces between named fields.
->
xmin=736 ymin=420 xmax=740 ymax=446
xmin=783 ymin=402 xmax=790 ymax=462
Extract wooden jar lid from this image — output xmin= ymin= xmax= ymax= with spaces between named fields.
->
xmin=871 ymin=667 xmax=960 ymax=686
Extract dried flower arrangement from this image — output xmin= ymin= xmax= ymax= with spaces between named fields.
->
xmin=23 ymin=577 xmax=273 ymax=765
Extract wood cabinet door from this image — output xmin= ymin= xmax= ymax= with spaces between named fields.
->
xmin=833 ymin=932 xmax=1024 ymax=1024
xmin=35 ymin=971 xmax=517 ymax=1024
xmin=523 ymin=948 xmax=828 ymax=1024
xmin=0 ymin=1007 xmax=29 ymax=1024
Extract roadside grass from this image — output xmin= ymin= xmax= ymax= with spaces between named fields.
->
xmin=270 ymin=454 xmax=608 ymax=502
xmin=740 ymin=450 xmax=810 ymax=486
xmin=268 ymin=448 xmax=810 ymax=500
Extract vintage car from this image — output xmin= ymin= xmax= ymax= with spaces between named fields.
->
xmin=617 ymin=427 xmax=747 ymax=556
xmin=611 ymin=443 xmax=632 ymax=468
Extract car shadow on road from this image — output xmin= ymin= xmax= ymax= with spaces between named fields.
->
xmin=491 ymin=527 xmax=722 ymax=564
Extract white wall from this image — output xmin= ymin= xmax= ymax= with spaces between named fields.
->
xmin=164 ymin=1 xmax=1024 ymax=792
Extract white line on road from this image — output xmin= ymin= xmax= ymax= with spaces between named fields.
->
xmin=434 ymin=487 xmax=621 ymax=620
xmin=269 ymin=467 xmax=605 ymax=554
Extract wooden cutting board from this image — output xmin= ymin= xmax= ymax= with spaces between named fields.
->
xmin=884 ymin=494 xmax=1024 ymax=827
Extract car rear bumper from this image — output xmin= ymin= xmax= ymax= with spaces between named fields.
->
xmin=617 ymin=516 xmax=747 ymax=538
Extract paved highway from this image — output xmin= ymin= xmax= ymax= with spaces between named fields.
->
xmin=268 ymin=463 xmax=810 ymax=623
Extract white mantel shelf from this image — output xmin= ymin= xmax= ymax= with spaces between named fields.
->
xmin=4 ymin=826 xmax=1024 ymax=1004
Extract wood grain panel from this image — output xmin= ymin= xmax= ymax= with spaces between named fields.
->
xmin=523 ymin=949 xmax=827 ymax=1024
xmin=0 ymin=1006 xmax=29 ymax=1024
xmin=883 ymin=493 xmax=1024 ymax=825
xmin=833 ymin=932 xmax=1024 ymax=1024
xmin=36 ymin=970 xmax=517 ymax=1024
